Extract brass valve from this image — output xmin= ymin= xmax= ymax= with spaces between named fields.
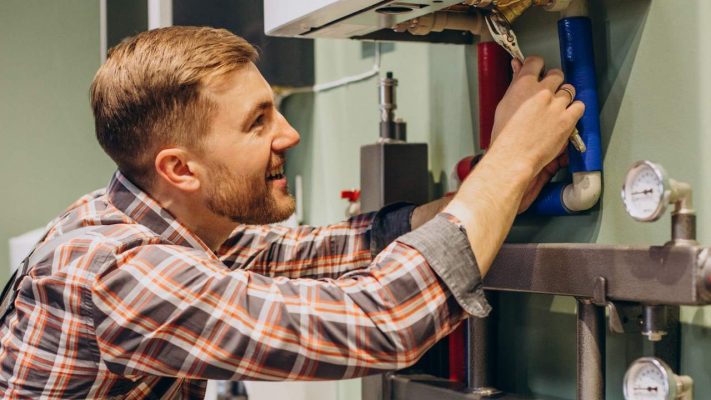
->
xmin=494 ymin=0 xmax=552 ymax=24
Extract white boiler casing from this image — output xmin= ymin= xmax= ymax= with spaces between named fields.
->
xmin=264 ymin=0 xmax=465 ymax=38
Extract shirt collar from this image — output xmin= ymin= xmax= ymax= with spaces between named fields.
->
xmin=106 ymin=170 xmax=217 ymax=258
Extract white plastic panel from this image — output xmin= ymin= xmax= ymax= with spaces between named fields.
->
xmin=264 ymin=0 xmax=463 ymax=38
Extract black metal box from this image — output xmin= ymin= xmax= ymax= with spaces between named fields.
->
xmin=360 ymin=142 xmax=429 ymax=213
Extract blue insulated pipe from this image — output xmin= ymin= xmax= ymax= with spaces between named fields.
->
xmin=558 ymin=16 xmax=602 ymax=173
xmin=528 ymin=15 xmax=602 ymax=215
xmin=527 ymin=182 xmax=569 ymax=216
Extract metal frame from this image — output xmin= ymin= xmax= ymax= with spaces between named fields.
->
xmin=483 ymin=243 xmax=710 ymax=305
xmin=366 ymin=243 xmax=711 ymax=400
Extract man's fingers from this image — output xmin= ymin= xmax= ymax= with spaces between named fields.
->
xmin=566 ymin=99 xmax=586 ymax=120
xmin=553 ymin=83 xmax=576 ymax=107
xmin=541 ymin=69 xmax=565 ymax=92
xmin=511 ymin=58 xmax=523 ymax=78
xmin=518 ymin=56 xmax=545 ymax=79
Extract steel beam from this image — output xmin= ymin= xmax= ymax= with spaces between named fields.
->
xmin=484 ymin=244 xmax=711 ymax=305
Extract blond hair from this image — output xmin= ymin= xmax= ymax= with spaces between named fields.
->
xmin=91 ymin=26 xmax=258 ymax=189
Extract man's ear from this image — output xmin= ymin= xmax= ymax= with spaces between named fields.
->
xmin=155 ymin=148 xmax=201 ymax=192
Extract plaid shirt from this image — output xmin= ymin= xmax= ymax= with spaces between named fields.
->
xmin=0 ymin=171 xmax=488 ymax=399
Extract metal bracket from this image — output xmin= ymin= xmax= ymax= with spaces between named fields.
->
xmin=591 ymin=276 xmax=624 ymax=334
xmin=592 ymin=276 xmax=606 ymax=306
xmin=591 ymin=276 xmax=646 ymax=335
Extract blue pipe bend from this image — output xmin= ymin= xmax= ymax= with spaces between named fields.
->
xmin=527 ymin=182 xmax=571 ymax=216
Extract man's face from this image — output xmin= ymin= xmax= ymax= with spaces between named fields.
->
xmin=199 ymin=63 xmax=300 ymax=225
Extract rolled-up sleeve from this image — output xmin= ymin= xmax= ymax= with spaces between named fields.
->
xmin=398 ymin=213 xmax=491 ymax=318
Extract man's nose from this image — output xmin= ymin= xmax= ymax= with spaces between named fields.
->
xmin=272 ymin=112 xmax=300 ymax=151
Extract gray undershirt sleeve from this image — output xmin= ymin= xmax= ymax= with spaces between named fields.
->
xmin=369 ymin=202 xmax=417 ymax=256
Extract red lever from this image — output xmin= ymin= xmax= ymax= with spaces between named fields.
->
xmin=340 ymin=190 xmax=361 ymax=202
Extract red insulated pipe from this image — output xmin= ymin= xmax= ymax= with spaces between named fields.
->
xmin=477 ymin=41 xmax=512 ymax=150
xmin=448 ymin=323 xmax=466 ymax=382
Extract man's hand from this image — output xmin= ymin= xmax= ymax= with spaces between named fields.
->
xmin=443 ymin=56 xmax=584 ymax=276
xmin=490 ymin=57 xmax=581 ymax=182
xmin=490 ymin=58 xmax=576 ymax=213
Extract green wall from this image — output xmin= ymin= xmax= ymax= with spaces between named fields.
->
xmin=0 ymin=1 xmax=115 ymax=277
xmin=283 ymin=0 xmax=711 ymax=399
xmin=1 ymin=1 xmax=709 ymax=398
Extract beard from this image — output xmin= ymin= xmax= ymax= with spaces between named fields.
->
xmin=204 ymin=161 xmax=295 ymax=225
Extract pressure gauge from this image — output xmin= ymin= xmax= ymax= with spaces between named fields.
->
xmin=621 ymin=161 xmax=671 ymax=222
xmin=623 ymin=357 xmax=693 ymax=400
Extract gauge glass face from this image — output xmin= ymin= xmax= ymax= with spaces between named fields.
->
xmin=623 ymin=162 xmax=666 ymax=221
xmin=623 ymin=360 xmax=671 ymax=400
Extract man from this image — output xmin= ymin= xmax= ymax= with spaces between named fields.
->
xmin=0 ymin=26 xmax=582 ymax=398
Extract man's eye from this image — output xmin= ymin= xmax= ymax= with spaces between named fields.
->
xmin=251 ymin=114 xmax=265 ymax=130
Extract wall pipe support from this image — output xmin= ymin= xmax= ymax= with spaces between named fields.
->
xmin=577 ymin=299 xmax=605 ymax=400
xmin=465 ymin=314 xmax=500 ymax=397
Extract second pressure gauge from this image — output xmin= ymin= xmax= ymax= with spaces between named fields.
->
xmin=621 ymin=161 xmax=670 ymax=222
xmin=623 ymin=357 xmax=693 ymax=400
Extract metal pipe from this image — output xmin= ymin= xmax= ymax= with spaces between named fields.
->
xmin=466 ymin=317 xmax=488 ymax=389
xmin=577 ymin=299 xmax=605 ymax=400
xmin=672 ymin=214 xmax=696 ymax=243
xmin=668 ymin=179 xmax=696 ymax=245
xmin=465 ymin=295 xmax=501 ymax=397
xmin=379 ymin=72 xmax=397 ymax=140
xmin=642 ymin=305 xmax=668 ymax=342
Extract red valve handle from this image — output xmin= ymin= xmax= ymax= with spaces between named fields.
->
xmin=340 ymin=190 xmax=361 ymax=202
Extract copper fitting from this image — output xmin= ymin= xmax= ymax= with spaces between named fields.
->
xmin=493 ymin=0 xmax=552 ymax=23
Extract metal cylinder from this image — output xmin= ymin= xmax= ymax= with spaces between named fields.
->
xmin=642 ymin=305 xmax=668 ymax=342
xmin=577 ymin=300 xmax=605 ymax=400
xmin=379 ymin=72 xmax=397 ymax=139
xmin=465 ymin=295 xmax=500 ymax=397
xmin=672 ymin=213 xmax=696 ymax=242
xmin=394 ymin=118 xmax=407 ymax=142
xmin=466 ymin=317 xmax=489 ymax=389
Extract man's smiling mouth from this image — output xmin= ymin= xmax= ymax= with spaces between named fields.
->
xmin=266 ymin=165 xmax=285 ymax=180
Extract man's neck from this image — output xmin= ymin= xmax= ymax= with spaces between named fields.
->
xmin=186 ymin=215 xmax=238 ymax=252
xmin=151 ymin=187 xmax=237 ymax=252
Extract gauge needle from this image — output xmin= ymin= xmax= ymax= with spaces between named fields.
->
xmin=633 ymin=386 xmax=659 ymax=392
xmin=631 ymin=189 xmax=654 ymax=195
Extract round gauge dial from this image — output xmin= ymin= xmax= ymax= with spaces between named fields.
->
xmin=621 ymin=161 xmax=670 ymax=222
xmin=623 ymin=358 xmax=675 ymax=400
